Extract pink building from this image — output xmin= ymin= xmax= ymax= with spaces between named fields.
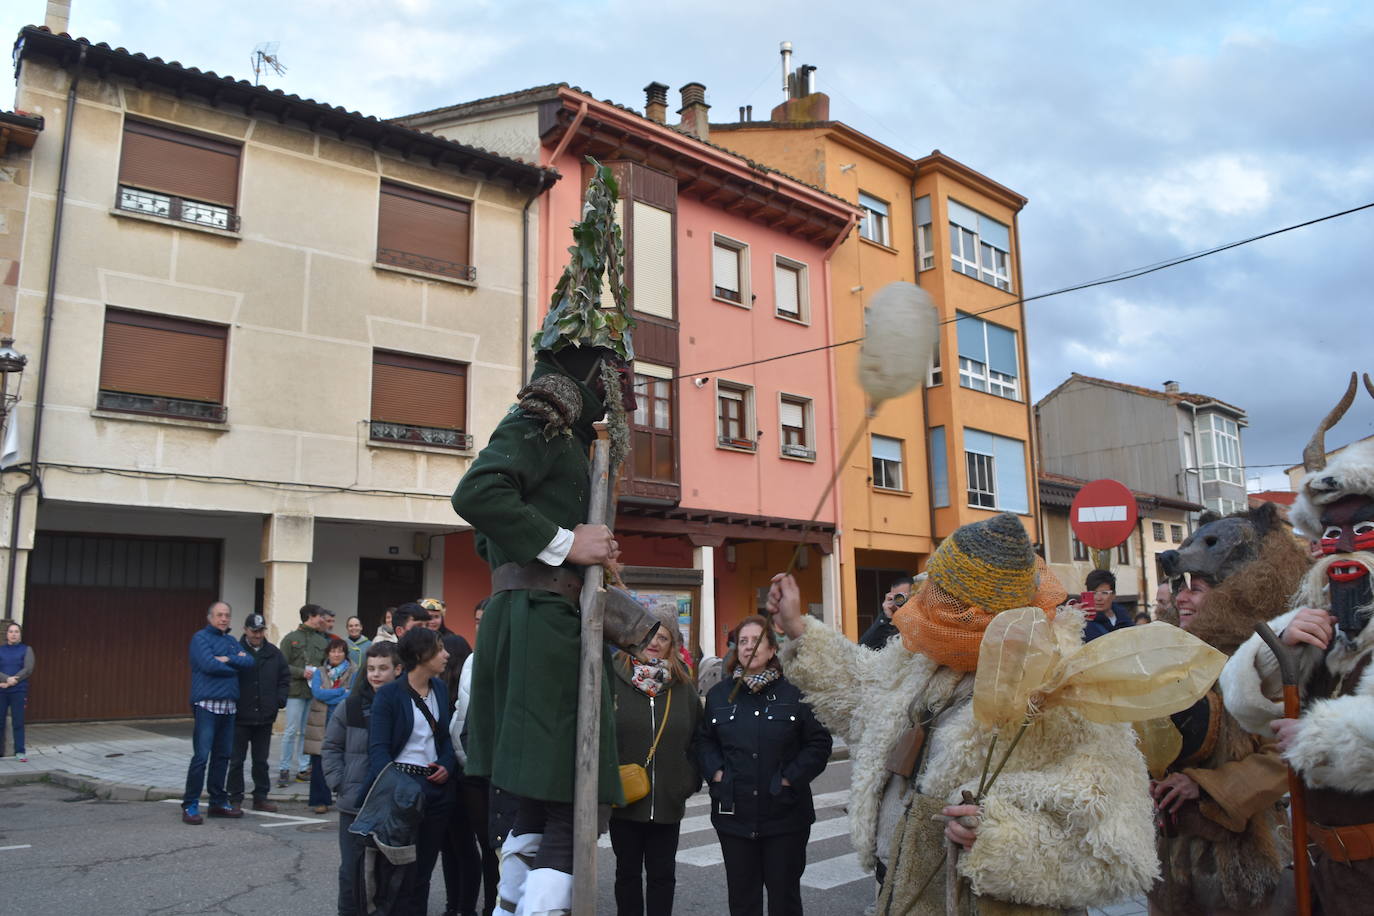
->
xmin=406 ymin=83 xmax=856 ymax=655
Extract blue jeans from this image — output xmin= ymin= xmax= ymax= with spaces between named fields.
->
xmin=0 ymin=689 xmax=25 ymax=756
xmin=184 ymin=705 xmax=236 ymax=809
xmin=278 ymin=696 xmax=311 ymax=776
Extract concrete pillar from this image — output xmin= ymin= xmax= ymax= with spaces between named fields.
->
xmin=261 ymin=513 xmax=314 ymax=644
xmin=0 ymin=487 xmax=38 ymax=623
xmin=693 ymin=544 xmax=716 ymax=658
xmin=821 ymin=548 xmax=841 ymax=630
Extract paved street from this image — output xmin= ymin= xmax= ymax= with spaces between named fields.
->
xmin=0 ymin=720 xmax=1145 ymax=915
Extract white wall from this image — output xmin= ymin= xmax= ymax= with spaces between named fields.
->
xmin=308 ymin=519 xmax=446 ymax=619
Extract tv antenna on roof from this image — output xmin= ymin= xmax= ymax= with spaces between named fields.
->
xmin=251 ymin=42 xmax=287 ymax=85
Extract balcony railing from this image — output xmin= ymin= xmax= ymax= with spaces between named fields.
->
xmin=98 ymin=390 xmax=227 ymax=422
xmin=117 ymin=186 xmax=239 ymax=232
xmin=717 ymin=435 xmax=756 ymax=451
xmin=781 ymin=443 xmax=816 ymax=460
xmin=377 ymin=249 xmax=476 ymax=282
xmin=714 ymin=286 xmax=742 ymax=303
xmin=370 ymin=420 xmax=472 ymax=451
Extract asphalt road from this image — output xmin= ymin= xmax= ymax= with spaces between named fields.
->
xmin=0 ymin=758 xmax=873 ymax=916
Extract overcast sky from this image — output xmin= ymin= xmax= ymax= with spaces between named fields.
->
xmin=7 ymin=0 xmax=1373 ymax=489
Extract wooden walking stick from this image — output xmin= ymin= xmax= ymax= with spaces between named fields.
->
xmin=571 ymin=438 xmax=611 ymax=916
xmin=1253 ymin=622 xmax=1312 ymax=916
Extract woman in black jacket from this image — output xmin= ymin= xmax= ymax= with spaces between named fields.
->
xmin=696 ymin=615 xmax=832 ymax=916
xmin=609 ymin=617 xmax=702 ymax=916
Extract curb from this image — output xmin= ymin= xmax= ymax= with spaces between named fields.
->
xmin=0 ymin=767 xmax=314 ymax=803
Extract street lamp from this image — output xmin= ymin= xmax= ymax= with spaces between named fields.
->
xmin=0 ymin=337 xmax=28 ymax=430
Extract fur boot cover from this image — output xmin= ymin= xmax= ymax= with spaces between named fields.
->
xmin=1223 ymin=607 xmax=1374 ymax=793
xmin=781 ymin=612 xmax=1157 ymax=909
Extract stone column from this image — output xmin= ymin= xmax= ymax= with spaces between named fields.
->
xmin=261 ymin=513 xmax=314 ymax=644
xmin=0 ymin=486 xmax=39 ymax=623
xmin=693 ymin=543 xmax=716 ymax=658
xmin=821 ymin=548 xmax=841 ymax=630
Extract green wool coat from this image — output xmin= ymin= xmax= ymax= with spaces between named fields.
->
xmin=451 ymin=360 xmax=623 ymax=806
xmin=610 ymin=656 xmax=702 ymax=824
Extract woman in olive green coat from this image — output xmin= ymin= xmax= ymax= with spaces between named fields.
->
xmin=609 ymin=620 xmax=702 ymax=916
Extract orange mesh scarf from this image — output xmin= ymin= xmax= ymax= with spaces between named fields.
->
xmin=893 ymin=562 xmax=1067 ymax=672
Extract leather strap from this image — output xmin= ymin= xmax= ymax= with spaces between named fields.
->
xmin=491 ymin=561 xmax=582 ymax=603
xmin=1309 ymin=820 xmax=1374 ymax=863
xmin=644 ymin=689 xmax=673 ymax=766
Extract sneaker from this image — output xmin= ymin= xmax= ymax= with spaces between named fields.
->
xmin=182 ymin=804 xmax=203 ymax=826
xmin=295 ymin=770 xmax=311 ymax=783
xmin=276 ymin=770 xmax=290 ymax=789
xmin=17 ymin=755 xmax=27 ymax=763
xmin=208 ymin=804 xmax=244 ymax=818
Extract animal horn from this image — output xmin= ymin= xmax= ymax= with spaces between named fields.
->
xmin=1364 ymin=372 xmax=1374 ymax=401
xmin=1303 ymin=372 xmax=1358 ymax=472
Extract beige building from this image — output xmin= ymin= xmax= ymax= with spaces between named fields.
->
xmin=1 ymin=26 xmax=554 ymax=720
xmin=1039 ymin=472 xmax=1200 ymax=614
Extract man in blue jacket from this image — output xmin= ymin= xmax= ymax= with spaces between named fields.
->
xmin=182 ymin=601 xmax=253 ymax=825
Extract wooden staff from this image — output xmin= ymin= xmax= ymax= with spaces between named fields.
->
xmin=571 ymin=439 xmax=611 ymax=916
xmin=1253 ymin=622 xmax=1312 ymax=916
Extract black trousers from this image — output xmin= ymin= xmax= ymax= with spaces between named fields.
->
xmin=338 ymin=811 xmax=368 ymax=916
xmin=394 ymin=774 xmax=453 ymax=916
xmin=609 ymin=818 xmax=682 ymax=916
xmin=718 ymin=828 xmax=809 ymax=916
xmin=512 ymin=796 xmax=575 ymax=873
xmin=228 ymin=719 xmax=274 ymax=803
xmin=461 ymin=776 xmax=501 ymax=916
xmin=441 ymin=786 xmax=483 ymax=915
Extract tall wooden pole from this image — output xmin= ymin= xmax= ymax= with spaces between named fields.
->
xmin=571 ymin=439 xmax=611 ymax=916
xmin=1253 ymin=623 xmax=1311 ymax=916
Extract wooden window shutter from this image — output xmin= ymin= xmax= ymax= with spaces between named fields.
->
xmin=775 ymin=261 xmax=801 ymax=316
xmin=713 ymin=242 xmax=740 ymax=293
xmin=371 ymin=350 xmax=467 ymax=431
xmin=99 ymin=308 xmax=228 ymax=403
xmin=118 ymin=120 xmax=241 ymax=207
xmin=377 ymin=183 xmax=472 ymax=278
xmin=631 ymin=201 xmax=673 ymax=319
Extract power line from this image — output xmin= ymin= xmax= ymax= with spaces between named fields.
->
xmin=630 ymin=200 xmax=1374 ymax=388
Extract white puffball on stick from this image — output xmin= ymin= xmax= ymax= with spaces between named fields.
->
xmin=858 ymin=282 xmax=939 ymax=413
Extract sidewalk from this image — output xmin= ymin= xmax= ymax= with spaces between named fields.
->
xmin=0 ymin=718 xmax=316 ymax=802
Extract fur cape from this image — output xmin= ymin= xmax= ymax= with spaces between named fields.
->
xmin=1184 ymin=524 xmax=1311 ymax=657
xmin=781 ymin=612 xmax=1157 ymax=910
xmin=1222 ymin=607 xmax=1374 ymax=794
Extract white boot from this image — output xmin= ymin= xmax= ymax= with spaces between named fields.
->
xmin=497 ymin=832 xmax=541 ymax=913
xmin=515 ymin=867 xmax=573 ymax=916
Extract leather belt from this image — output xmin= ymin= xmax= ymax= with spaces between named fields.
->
xmin=392 ymin=762 xmax=431 ymax=777
xmin=491 ymin=561 xmax=583 ymax=603
xmin=1309 ymin=820 xmax=1374 ymax=863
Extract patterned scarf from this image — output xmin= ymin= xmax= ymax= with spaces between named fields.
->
xmin=630 ymin=658 xmax=671 ymax=697
xmin=731 ymin=665 xmax=781 ymax=694
xmin=325 ymin=660 xmax=348 ymax=688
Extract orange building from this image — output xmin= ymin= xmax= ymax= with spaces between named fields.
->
xmin=715 ymin=65 xmax=1038 ymax=638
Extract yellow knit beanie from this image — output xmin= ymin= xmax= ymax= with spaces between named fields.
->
xmin=924 ymin=512 xmax=1036 ymax=613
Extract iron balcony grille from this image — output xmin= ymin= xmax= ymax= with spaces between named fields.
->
xmin=714 ymin=286 xmax=742 ymax=303
xmin=377 ymin=249 xmax=477 ymax=282
xmin=98 ymin=389 xmax=228 ymax=422
xmin=370 ymin=420 xmax=472 ymax=451
xmin=718 ymin=436 xmax=756 ymax=451
xmin=781 ymin=444 xmax=816 ymax=460
xmin=117 ymin=186 xmax=240 ymax=232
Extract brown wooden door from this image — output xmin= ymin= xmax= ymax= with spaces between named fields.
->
xmin=23 ymin=532 xmax=222 ymax=722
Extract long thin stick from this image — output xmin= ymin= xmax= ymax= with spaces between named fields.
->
xmin=571 ymin=439 xmax=611 ymax=916
xmin=1253 ymin=623 xmax=1311 ymax=916
xmin=783 ymin=417 xmax=871 ymax=577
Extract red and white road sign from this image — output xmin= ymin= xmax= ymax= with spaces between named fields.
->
xmin=1069 ymin=478 xmax=1139 ymax=549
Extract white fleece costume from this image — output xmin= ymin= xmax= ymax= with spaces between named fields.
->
xmin=781 ymin=610 xmax=1158 ymax=910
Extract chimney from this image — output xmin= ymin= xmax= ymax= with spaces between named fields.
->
xmin=644 ymin=82 xmax=669 ymax=124
xmin=45 ymin=0 xmax=71 ymax=33
xmin=1163 ymin=380 xmax=1180 ymax=393
xmin=677 ymin=82 xmax=710 ymax=141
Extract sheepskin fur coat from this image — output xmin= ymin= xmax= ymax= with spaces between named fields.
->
xmin=781 ymin=611 xmax=1157 ymax=910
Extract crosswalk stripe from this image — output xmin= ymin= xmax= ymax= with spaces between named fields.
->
xmin=684 ymin=787 xmax=849 ymax=812
xmin=673 ymin=815 xmax=852 ymax=869
xmin=801 ymin=851 xmax=870 ymax=890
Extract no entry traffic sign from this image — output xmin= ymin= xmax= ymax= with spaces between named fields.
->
xmin=1069 ymin=478 xmax=1138 ymax=549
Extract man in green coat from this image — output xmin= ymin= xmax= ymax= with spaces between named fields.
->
xmin=452 ymin=161 xmax=634 ymax=916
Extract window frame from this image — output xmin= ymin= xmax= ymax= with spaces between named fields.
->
xmin=368 ymin=349 xmax=471 ymax=451
xmin=871 ymin=434 xmax=905 ymax=491
xmin=948 ymin=198 xmax=1012 ymax=291
xmin=1072 ymin=534 xmax=1090 ymax=562
xmin=777 ymin=393 xmax=815 ymax=462
xmin=955 ymin=313 xmax=1020 ymax=401
xmin=1170 ymin=524 xmax=1184 ymax=544
xmin=858 ymin=191 xmax=891 ymax=246
xmin=1116 ymin=540 xmax=1131 ymax=565
xmin=966 ymin=448 xmax=997 ymax=509
xmin=97 ymin=306 xmax=230 ymax=422
xmin=711 ymin=234 xmax=750 ymax=307
xmin=963 ymin=428 xmax=1029 ymax=514
xmin=629 ymin=361 xmax=677 ymax=485
xmin=116 ymin=118 xmax=243 ymax=232
xmin=915 ymin=195 xmax=934 ymax=271
xmin=375 ymin=180 xmax=476 ymax=284
xmin=1199 ymin=413 xmax=1243 ymax=485
xmin=1152 ymin=522 xmax=1166 ymax=542
xmin=772 ymin=254 xmax=810 ymax=324
xmin=715 ymin=380 xmax=755 ymax=452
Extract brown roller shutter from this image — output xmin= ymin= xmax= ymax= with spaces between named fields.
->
xmin=99 ymin=308 xmax=228 ymax=403
xmin=377 ymin=183 xmax=472 ymax=278
xmin=371 ymin=350 xmax=467 ymax=431
xmin=119 ymin=120 xmax=241 ymax=207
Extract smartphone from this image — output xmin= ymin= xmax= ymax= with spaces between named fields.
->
xmin=1080 ymin=591 xmax=1095 ymax=606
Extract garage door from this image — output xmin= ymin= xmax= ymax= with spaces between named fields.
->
xmin=23 ymin=531 xmax=222 ymax=722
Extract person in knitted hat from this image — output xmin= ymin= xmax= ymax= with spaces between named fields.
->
xmin=768 ymin=512 xmax=1157 ymax=914
xmin=1223 ymin=372 xmax=1374 ymax=911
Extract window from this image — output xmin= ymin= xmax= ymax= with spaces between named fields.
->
xmin=370 ymin=350 xmax=470 ymax=449
xmin=716 ymin=382 xmax=754 ymax=450
xmin=774 ymin=256 xmax=809 ymax=322
xmin=1117 ymin=541 xmax=1131 ymax=564
xmin=377 ymin=182 xmax=474 ymax=282
xmin=858 ymin=192 xmax=890 ymax=246
xmin=631 ymin=362 xmax=675 ymax=483
xmin=632 ymin=201 xmax=674 ymax=319
xmin=98 ymin=307 xmax=228 ymax=421
xmin=929 ymin=427 xmax=949 ymax=508
xmin=1205 ymin=497 xmax=1244 ymax=516
xmin=915 ymin=195 xmax=934 ymax=270
xmin=778 ymin=395 xmax=814 ymax=460
xmin=948 ymin=199 xmax=1011 ymax=291
xmin=1170 ymin=524 xmax=1184 ymax=544
xmin=1152 ymin=522 xmax=1166 ymax=542
xmin=1198 ymin=413 xmax=1243 ymax=485
xmin=871 ymin=435 xmax=903 ymax=490
xmin=712 ymin=235 xmax=749 ymax=305
xmin=929 ymin=344 xmax=943 ymax=386
xmin=1072 ymin=534 xmax=1090 ymax=562
xmin=955 ymin=313 xmax=1019 ymax=400
xmin=963 ymin=429 xmax=1029 ymax=513
xmin=117 ymin=119 xmax=241 ymax=231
